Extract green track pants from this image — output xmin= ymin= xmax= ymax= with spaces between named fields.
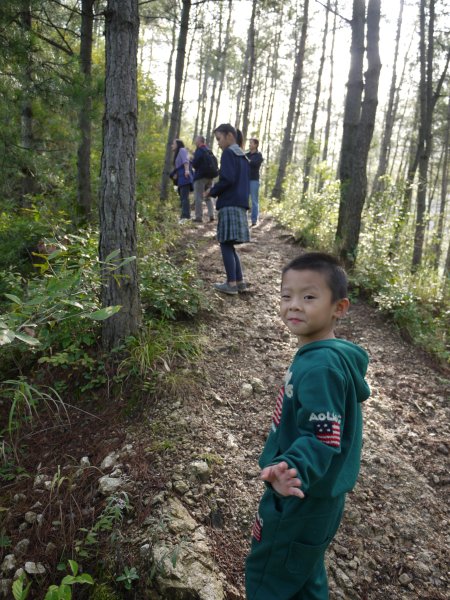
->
xmin=245 ymin=490 xmax=346 ymax=600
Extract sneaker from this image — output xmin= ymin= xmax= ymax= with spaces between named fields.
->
xmin=209 ymin=216 xmax=215 ymax=222
xmin=251 ymin=221 xmax=258 ymax=227
xmin=237 ymin=282 xmax=250 ymax=293
xmin=213 ymin=282 xmax=238 ymax=295
xmin=192 ymin=218 xmax=203 ymax=223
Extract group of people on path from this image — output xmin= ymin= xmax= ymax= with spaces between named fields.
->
xmin=170 ymin=124 xmax=263 ymax=295
xmin=171 ymin=125 xmax=371 ymax=600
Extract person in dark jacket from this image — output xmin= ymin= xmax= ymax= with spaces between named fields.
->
xmin=191 ymin=135 xmax=215 ymax=223
xmin=169 ymin=139 xmax=193 ymax=222
xmin=204 ymin=124 xmax=250 ymax=295
xmin=245 ymin=253 xmax=370 ymax=600
xmin=245 ymin=138 xmax=264 ymax=226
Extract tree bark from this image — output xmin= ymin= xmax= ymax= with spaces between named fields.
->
xmin=77 ymin=0 xmax=95 ymax=221
xmin=370 ymin=0 xmax=404 ymax=198
xmin=436 ymin=93 xmax=449 ymax=267
xmin=303 ymin=0 xmax=330 ymax=196
xmin=99 ymin=0 xmax=140 ymax=350
xmin=240 ymin=0 xmax=257 ymax=145
xmin=160 ymin=0 xmax=191 ymax=201
xmin=271 ymin=0 xmax=309 ymax=200
xmin=162 ymin=15 xmax=177 ymax=129
xmin=205 ymin=3 xmax=223 ymax=145
xmin=20 ymin=2 xmax=35 ymax=206
xmin=318 ymin=0 xmax=337 ymax=191
xmin=210 ymin=0 xmax=232 ymax=149
xmin=336 ymin=0 xmax=381 ymax=268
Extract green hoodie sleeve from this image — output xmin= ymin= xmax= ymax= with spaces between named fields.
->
xmin=273 ymin=365 xmax=347 ymax=494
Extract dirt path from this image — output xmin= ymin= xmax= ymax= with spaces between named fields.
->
xmin=176 ymin=215 xmax=449 ymax=599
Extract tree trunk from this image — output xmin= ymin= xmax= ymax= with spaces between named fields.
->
xmin=210 ymin=0 xmax=232 ymax=149
xmin=318 ymin=1 xmax=337 ymax=191
xmin=336 ymin=0 xmax=381 ymax=268
xmin=160 ymin=0 xmax=191 ymax=201
xmin=370 ymin=0 xmax=404 ymax=199
xmin=303 ymin=0 xmax=330 ymax=196
xmin=271 ymin=0 xmax=309 ymax=200
xmin=436 ymin=93 xmax=449 ymax=267
xmin=162 ymin=16 xmax=177 ymax=129
xmin=99 ymin=0 xmax=140 ymax=350
xmin=77 ymin=0 xmax=95 ymax=221
xmin=205 ymin=4 xmax=223 ymax=145
xmin=20 ymin=3 xmax=35 ymax=206
xmin=240 ymin=0 xmax=257 ymax=144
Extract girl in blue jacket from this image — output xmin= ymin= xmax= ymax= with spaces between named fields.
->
xmin=170 ymin=139 xmax=193 ymax=222
xmin=205 ymin=124 xmax=250 ymax=295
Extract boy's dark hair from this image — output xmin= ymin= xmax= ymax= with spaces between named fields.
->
xmin=250 ymin=138 xmax=259 ymax=148
xmin=282 ymin=252 xmax=348 ymax=302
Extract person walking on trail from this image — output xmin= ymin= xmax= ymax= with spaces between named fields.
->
xmin=245 ymin=252 xmax=371 ymax=600
xmin=246 ymin=138 xmax=264 ymax=227
xmin=192 ymin=135 xmax=217 ymax=223
xmin=169 ymin=139 xmax=193 ymax=223
xmin=204 ymin=123 xmax=250 ymax=296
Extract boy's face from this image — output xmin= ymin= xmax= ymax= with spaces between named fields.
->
xmin=280 ymin=268 xmax=349 ymax=344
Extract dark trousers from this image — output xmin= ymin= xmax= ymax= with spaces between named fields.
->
xmin=220 ymin=242 xmax=243 ymax=282
xmin=246 ymin=491 xmax=346 ymax=600
xmin=178 ymin=184 xmax=191 ymax=219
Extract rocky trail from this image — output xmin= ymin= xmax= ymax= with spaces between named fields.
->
xmin=1 ymin=216 xmax=449 ymax=599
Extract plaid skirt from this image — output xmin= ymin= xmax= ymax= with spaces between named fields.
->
xmin=217 ymin=206 xmax=250 ymax=244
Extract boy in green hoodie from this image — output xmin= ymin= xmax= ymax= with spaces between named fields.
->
xmin=245 ymin=252 xmax=370 ymax=600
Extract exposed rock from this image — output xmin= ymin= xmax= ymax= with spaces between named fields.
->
xmin=152 ymin=542 xmax=224 ymax=600
xmin=250 ymin=377 xmax=265 ymax=393
xmin=100 ymin=451 xmax=120 ymax=470
xmin=24 ymin=511 xmax=37 ymax=524
xmin=166 ymin=498 xmax=197 ymax=534
xmin=189 ymin=460 xmax=210 ymax=483
xmin=1 ymin=554 xmax=16 ymax=572
xmin=14 ymin=539 xmax=30 ymax=556
xmin=0 ymin=579 xmax=12 ymax=598
xmin=240 ymin=383 xmax=253 ymax=398
xmin=98 ymin=475 xmax=124 ymax=495
xmin=24 ymin=561 xmax=46 ymax=575
xmin=399 ymin=572 xmax=413 ymax=585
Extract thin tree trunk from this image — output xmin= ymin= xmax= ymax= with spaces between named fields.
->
xmin=336 ymin=0 xmax=381 ymax=268
xmin=210 ymin=0 xmax=232 ymax=149
xmin=436 ymin=93 xmax=449 ymax=267
xmin=192 ymin=33 xmax=204 ymax=141
xmin=318 ymin=1 xmax=337 ymax=191
xmin=205 ymin=3 xmax=223 ymax=144
xmin=99 ymin=0 xmax=140 ymax=350
xmin=240 ymin=0 xmax=257 ymax=144
xmin=303 ymin=0 xmax=330 ymax=196
xmin=412 ymin=0 xmax=431 ymax=269
xmin=20 ymin=3 xmax=35 ymax=206
xmin=160 ymin=0 xmax=191 ymax=201
xmin=370 ymin=0 xmax=404 ymax=198
xmin=271 ymin=0 xmax=309 ymax=200
xmin=179 ymin=6 xmax=198 ymax=137
xmin=162 ymin=16 xmax=177 ymax=129
xmin=77 ymin=0 xmax=95 ymax=221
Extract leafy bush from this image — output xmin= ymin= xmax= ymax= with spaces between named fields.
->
xmin=139 ymin=250 xmax=207 ymax=320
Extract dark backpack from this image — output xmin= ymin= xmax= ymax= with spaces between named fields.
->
xmin=202 ymin=148 xmax=219 ymax=178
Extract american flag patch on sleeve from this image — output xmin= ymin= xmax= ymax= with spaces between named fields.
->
xmin=252 ymin=513 xmax=263 ymax=542
xmin=314 ymin=420 xmax=341 ymax=447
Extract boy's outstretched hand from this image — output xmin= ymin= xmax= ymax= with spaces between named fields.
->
xmin=260 ymin=461 xmax=305 ymax=498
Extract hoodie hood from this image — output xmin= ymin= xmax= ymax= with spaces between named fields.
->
xmin=297 ymin=339 xmax=370 ymax=403
xmin=229 ymin=143 xmax=247 ymax=157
